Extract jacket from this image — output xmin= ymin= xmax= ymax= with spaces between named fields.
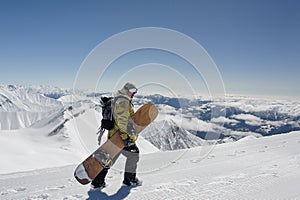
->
xmin=108 ymin=90 xmax=135 ymax=142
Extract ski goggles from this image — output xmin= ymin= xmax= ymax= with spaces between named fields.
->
xmin=128 ymin=88 xmax=138 ymax=94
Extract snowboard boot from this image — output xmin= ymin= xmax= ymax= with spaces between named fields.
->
xmin=91 ymin=168 xmax=108 ymax=189
xmin=123 ymin=177 xmax=142 ymax=186
xmin=91 ymin=181 xmax=106 ymax=189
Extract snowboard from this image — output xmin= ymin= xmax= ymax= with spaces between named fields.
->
xmin=74 ymin=103 xmax=158 ymax=185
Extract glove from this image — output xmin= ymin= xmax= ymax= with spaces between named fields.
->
xmin=126 ymin=134 xmax=137 ymax=146
xmin=129 ymin=134 xmax=136 ymax=141
xmin=127 ymin=124 xmax=137 ymax=146
xmin=120 ymin=130 xmax=137 ymax=147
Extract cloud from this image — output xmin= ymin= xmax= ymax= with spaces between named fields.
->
xmin=211 ymin=116 xmax=239 ymax=125
xmin=232 ymin=114 xmax=262 ymax=126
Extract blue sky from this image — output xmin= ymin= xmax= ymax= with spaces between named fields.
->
xmin=0 ymin=0 xmax=299 ymax=97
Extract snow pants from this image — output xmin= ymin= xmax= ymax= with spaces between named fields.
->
xmin=92 ymin=144 xmax=140 ymax=185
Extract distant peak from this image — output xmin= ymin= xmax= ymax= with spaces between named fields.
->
xmin=7 ymin=85 xmax=17 ymax=91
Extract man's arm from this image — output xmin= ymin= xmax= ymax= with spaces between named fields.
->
xmin=114 ymin=100 xmax=131 ymax=140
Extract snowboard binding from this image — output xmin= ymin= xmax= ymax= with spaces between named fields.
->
xmin=93 ymin=149 xmax=112 ymax=168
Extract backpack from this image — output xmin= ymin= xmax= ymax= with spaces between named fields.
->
xmin=100 ymin=97 xmax=115 ymax=130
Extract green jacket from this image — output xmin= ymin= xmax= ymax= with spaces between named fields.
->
xmin=108 ymin=92 xmax=135 ymax=141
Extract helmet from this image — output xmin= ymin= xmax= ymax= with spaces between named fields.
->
xmin=122 ymin=82 xmax=138 ymax=94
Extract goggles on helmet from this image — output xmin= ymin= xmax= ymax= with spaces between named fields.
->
xmin=129 ymin=88 xmax=137 ymax=94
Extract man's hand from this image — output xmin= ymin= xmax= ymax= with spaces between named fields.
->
xmin=129 ymin=134 xmax=136 ymax=141
xmin=120 ymin=130 xmax=137 ymax=147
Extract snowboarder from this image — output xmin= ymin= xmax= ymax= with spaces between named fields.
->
xmin=91 ymin=82 xmax=142 ymax=189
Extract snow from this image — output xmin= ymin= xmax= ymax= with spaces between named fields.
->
xmin=0 ymin=127 xmax=82 ymax=174
xmin=1 ymin=131 xmax=300 ymax=199
xmin=141 ymin=120 xmax=204 ymax=150
xmin=1 ymin=85 xmax=300 ymax=199
xmin=0 ymin=85 xmax=63 ymax=130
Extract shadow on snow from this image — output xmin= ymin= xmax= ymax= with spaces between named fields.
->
xmin=87 ymin=186 xmax=133 ymax=200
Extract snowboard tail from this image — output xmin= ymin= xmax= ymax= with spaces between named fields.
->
xmin=74 ymin=103 xmax=158 ymax=185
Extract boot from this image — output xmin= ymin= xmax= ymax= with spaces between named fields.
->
xmin=123 ymin=172 xmax=142 ymax=186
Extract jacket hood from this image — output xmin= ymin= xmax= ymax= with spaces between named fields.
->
xmin=115 ymin=90 xmax=131 ymax=100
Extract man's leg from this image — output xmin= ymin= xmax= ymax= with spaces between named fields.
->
xmin=91 ymin=168 xmax=108 ymax=188
xmin=91 ymin=151 xmax=122 ymax=188
xmin=122 ymin=145 xmax=140 ymax=185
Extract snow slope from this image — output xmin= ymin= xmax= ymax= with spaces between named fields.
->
xmin=1 ymin=131 xmax=300 ymax=199
xmin=0 ymin=85 xmax=63 ymax=130
xmin=0 ymin=106 xmax=158 ymax=174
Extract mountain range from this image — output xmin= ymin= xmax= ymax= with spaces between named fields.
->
xmin=1 ymin=84 xmax=300 ymax=199
xmin=1 ymin=84 xmax=300 ymax=150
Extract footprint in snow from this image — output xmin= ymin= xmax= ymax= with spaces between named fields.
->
xmin=279 ymin=141 xmax=287 ymax=147
xmin=205 ymin=154 xmax=216 ymax=159
xmin=16 ymin=187 xmax=26 ymax=192
xmin=7 ymin=187 xmax=26 ymax=193
xmin=45 ymin=185 xmax=65 ymax=191
xmin=226 ymin=150 xmax=245 ymax=157
xmin=259 ymin=146 xmax=268 ymax=152
xmin=155 ymin=183 xmax=173 ymax=191
xmin=272 ymin=172 xmax=279 ymax=178
xmin=63 ymin=194 xmax=83 ymax=199
xmin=190 ymin=159 xmax=201 ymax=163
xmin=190 ymin=157 xmax=208 ymax=163
xmin=68 ymin=178 xmax=74 ymax=183
xmin=28 ymin=193 xmax=49 ymax=199
xmin=187 ymin=179 xmax=199 ymax=184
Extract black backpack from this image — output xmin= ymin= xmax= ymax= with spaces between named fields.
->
xmin=100 ymin=97 xmax=115 ymax=130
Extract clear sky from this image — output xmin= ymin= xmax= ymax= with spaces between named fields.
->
xmin=0 ymin=0 xmax=299 ymax=97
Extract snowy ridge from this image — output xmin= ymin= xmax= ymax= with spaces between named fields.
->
xmin=0 ymin=85 xmax=63 ymax=130
xmin=141 ymin=120 xmax=204 ymax=151
xmin=1 ymin=85 xmax=300 ymax=139
xmin=0 ymin=85 xmax=62 ymax=112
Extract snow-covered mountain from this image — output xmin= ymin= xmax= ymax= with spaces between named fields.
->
xmin=141 ymin=94 xmax=300 ymax=139
xmin=141 ymin=120 xmax=204 ymax=151
xmin=0 ymin=85 xmax=63 ymax=130
xmin=1 ymin=84 xmax=300 ymax=149
xmin=0 ymin=85 xmax=64 ymax=112
xmin=0 ymin=85 xmax=210 ymax=153
xmin=0 ymin=85 xmax=300 ymax=199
